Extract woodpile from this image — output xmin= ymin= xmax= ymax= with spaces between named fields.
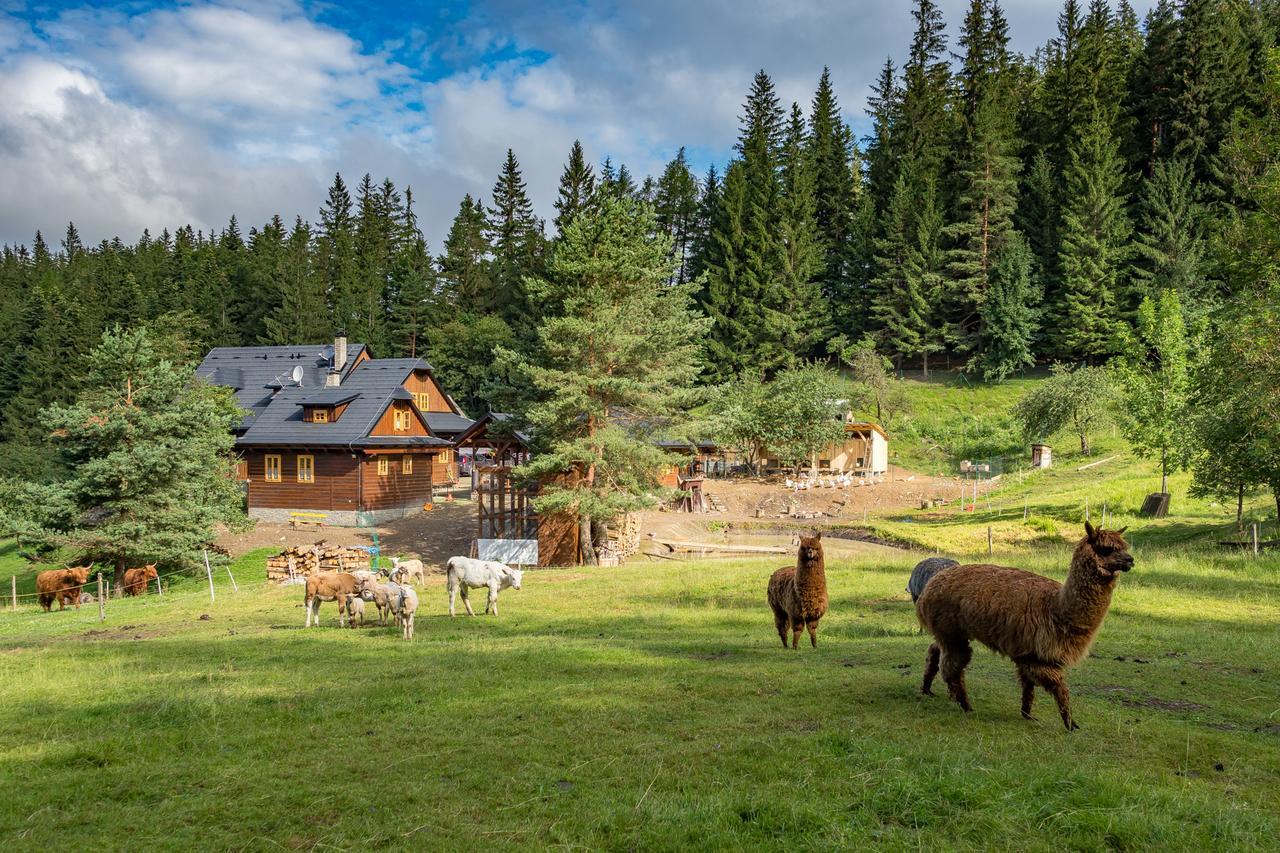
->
xmin=265 ymin=541 xmax=370 ymax=582
xmin=597 ymin=513 xmax=642 ymax=567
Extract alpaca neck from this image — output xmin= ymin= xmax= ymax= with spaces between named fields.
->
xmin=796 ymin=556 xmax=825 ymax=589
xmin=1055 ymin=548 xmax=1115 ymax=631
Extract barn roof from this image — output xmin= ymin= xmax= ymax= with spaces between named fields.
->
xmin=424 ymin=412 xmax=475 ymax=437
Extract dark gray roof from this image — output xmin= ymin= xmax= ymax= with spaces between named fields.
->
xmin=424 ymin=412 xmax=475 ymax=436
xmin=196 ymin=344 xmax=368 ymax=429
xmin=357 ymin=356 xmax=434 ymax=373
xmin=234 ymin=361 xmax=447 ymax=449
xmin=300 ymin=390 xmax=359 ymax=406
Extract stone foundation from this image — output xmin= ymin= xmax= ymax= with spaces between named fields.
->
xmin=249 ymin=504 xmax=425 ymax=528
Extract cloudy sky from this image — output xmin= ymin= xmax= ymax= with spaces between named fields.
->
xmin=0 ymin=0 xmax=1155 ymax=249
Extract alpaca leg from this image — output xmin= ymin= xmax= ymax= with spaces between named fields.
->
xmin=806 ymin=619 xmax=819 ymax=648
xmin=1032 ymin=667 xmax=1077 ymax=731
xmin=941 ymin=642 xmax=973 ymax=712
xmin=791 ymin=621 xmax=804 ymax=650
xmin=1017 ymin=665 xmax=1036 ymax=720
xmin=921 ymin=643 xmax=941 ymax=695
xmin=771 ymin=607 xmax=789 ymax=648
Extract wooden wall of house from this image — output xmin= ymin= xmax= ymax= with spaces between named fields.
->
xmin=403 ymin=370 xmax=454 ymax=412
xmin=245 ymin=450 xmax=360 ymax=511
xmin=360 ymin=453 xmax=435 ymax=510
xmin=432 ymin=451 xmax=457 ymax=485
xmin=369 ymin=400 xmax=431 ymax=437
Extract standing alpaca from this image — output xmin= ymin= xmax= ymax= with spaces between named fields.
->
xmin=766 ymin=533 xmax=828 ymax=649
xmin=916 ymin=522 xmax=1134 ymax=731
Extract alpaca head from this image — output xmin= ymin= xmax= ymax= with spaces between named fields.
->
xmin=1081 ymin=522 xmax=1134 ymax=579
xmin=798 ymin=532 xmax=823 ymax=564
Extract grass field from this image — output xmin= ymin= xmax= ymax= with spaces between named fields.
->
xmin=1 ymin=542 xmax=1277 ymax=850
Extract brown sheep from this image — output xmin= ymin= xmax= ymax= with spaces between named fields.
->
xmin=304 ymin=572 xmax=361 ymax=627
xmin=916 ymin=522 xmax=1134 ymax=731
xmin=766 ymin=533 xmax=828 ymax=649
xmin=121 ymin=565 xmax=159 ymax=597
xmin=36 ymin=567 xmax=92 ymax=612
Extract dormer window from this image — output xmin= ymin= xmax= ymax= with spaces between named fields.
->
xmin=312 ymin=408 xmax=329 ymax=423
xmin=394 ymin=409 xmax=410 ymax=431
xmin=304 ymin=406 xmax=333 ymax=423
xmin=414 ymin=392 xmax=430 ymax=411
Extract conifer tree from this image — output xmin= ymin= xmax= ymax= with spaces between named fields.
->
xmin=1131 ymin=157 xmax=1207 ymax=309
xmin=652 ymin=148 xmax=700 ymax=285
xmin=976 ymin=233 xmax=1038 ymax=381
xmin=553 ymin=140 xmax=596 ymax=235
xmin=316 ymin=173 xmax=358 ymax=332
xmin=386 ymin=187 xmax=437 ymax=358
xmin=486 ymin=149 xmax=544 ymax=329
xmin=1055 ymin=116 xmax=1131 ymax=360
xmin=900 ymin=0 xmax=953 ymax=180
xmin=865 ymin=58 xmax=903 ymax=218
xmin=778 ymin=103 xmax=827 ymax=356
xmin=806 ymin=68 xmax=858 ymax=304
xmin=439 ymin=195 xmax=496 ymax=311
xmin=871 ymin=171 xmax=937 ymax=372
xmin=262 ymin=217 xmax=331 ymax=344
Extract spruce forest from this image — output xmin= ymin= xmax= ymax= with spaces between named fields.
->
xmin=0 ymin=0 xmax=1276 ymax=469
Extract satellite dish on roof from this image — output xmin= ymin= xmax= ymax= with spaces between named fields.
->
xmin=291 ymin=365 xmax=304 ymax=385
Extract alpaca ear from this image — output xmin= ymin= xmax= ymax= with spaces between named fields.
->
xmin=1084 ymin=520 xmax=1096 ymax=540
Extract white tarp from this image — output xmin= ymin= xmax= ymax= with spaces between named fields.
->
xmin=476 ymin=538 xmax=539 ymax=566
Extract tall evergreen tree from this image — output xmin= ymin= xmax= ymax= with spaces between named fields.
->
xmin=778 ymin=103 xmax=827 ymax=356
xmin=439 ymin=195 xmax=496 ymax=311
xmin=976 ymin=233 xmax=1038 ymax=381
xmin=486 ymin=149 xmax=544 ymax=329
xmin=806 ymin=68 xmax=859 ymax=308
xmin=262 ymin=217 xmax=331 ymax=344
xmin=553 ymin=140 xmax=596 ymax=236
xmin=1131 ymin=157 xmax=1208 ymax=309
xmin=316 ymin=172 xmax=358 ymax=336
xmin=652 ymin=148 xmax=700 ymax=285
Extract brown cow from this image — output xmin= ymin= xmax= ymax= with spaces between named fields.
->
xmin=36 ymin=566 xmax=93 ymax=612
xmin=122 ymin=565 xmax=159 ymax=597
xmin=304 ymin=572 xmax=361 ymax=627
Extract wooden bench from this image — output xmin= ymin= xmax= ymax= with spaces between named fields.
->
xmin=289 ymin=512 xmax=328 ymax=529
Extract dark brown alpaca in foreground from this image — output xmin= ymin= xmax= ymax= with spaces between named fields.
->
xmin=767 ymin=533 xmax=828 ymax=648
xmin=916 ymin=522 xmax=1134 ymax=730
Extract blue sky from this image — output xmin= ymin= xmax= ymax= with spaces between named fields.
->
xmin=0 ymin=0 xmax=1156 ymax=248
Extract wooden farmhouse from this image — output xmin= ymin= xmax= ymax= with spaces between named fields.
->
xmin=197 ymin=336 xmax=473 ymax=525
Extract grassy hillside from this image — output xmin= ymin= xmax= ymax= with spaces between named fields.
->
xmin=0 ymin=547 xmax=1276 ymax=849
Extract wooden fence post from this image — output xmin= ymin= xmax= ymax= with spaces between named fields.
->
xmin=97 ymin=573 xmax=104 ymax=622
xmin=1253 ymin=523 xmax=1259 ymax=557
xmin=10 ymin=575 xmax=15 ymax=611
xmin=155 ymin=572 xmax=163 ymax=597
xmin=988 ymin=526 xmax=993 ymax=556
xmin=203 ymin=550 xmax=216 ymax=603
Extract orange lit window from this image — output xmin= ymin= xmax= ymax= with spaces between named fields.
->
xmin=402 ymin=456 xmax=413 ymax=475
xmin=297 ymin=455 xmax=315 ymax=483
xmin=377 ymin=458 xmax=389 ymax=476
xmin=311 ymin=408 xmax=328 ymax=423
xmin=264 ymin=455 xmax=281 ymax=482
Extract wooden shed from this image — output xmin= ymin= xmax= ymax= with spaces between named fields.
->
xmin=818 ymin=421 xmax=889 ymax=476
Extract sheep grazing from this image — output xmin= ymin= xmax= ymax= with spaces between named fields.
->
xmin=907 ymin=557 xmax=959 ymax=603
xmin=390 ymin=556 xmax=426 ymax=587
xmin=36 ymin=567 xmax=92 ymax=612
xmin=345 ymin=594 xmax=365 ymax=628
xmin=444 ymin=556 xmax=523 ymax=617
xmin=766 ymin=533 xmax=828 ymax=649
xmin=916 ymin=522 xmax=1134 ymax=731
xmin=303 ymin=571 xmax=361 ymax=628
xmin=396 ymin=585 xmax=419 ymax=640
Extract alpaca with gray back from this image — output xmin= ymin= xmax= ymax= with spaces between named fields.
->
xmin=907 ymin=557 xmax=959 ymax=602
xmin=915 ymin=523 xmax=1134 ymax=731
xmin=766 ymin=533 xmax=828 ymax=649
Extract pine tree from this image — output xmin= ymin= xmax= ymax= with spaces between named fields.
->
xmin=806 ymin=68 xmax=858 ymax=305
xmin=778 ymin=103 xmax=827 ymax=356
xmin=553 ymin=140 xmax=596 ymax=235
xmin=316 ymin=173 xmax=358 ymax=335
xmin=871 ymin=171 xmax=936 ymax=372
xmin=503 ymin=195 xmax=709 ymax=563
xmin=262 ymin=217 xmax=331 ymax=344
xmin=1055 ymin=116 xmax=1131 ymax=360
xmin=1131 ymin=157 xmax=1207 ymax=310
xmin=865 ymin=58 xmax=903 ymax=218
xmin=976 ymin=233 xmax=1038 ymax=381
xmin=386 ymin=187 xmax=437 ymax=358
xmin=688 ymin=164 xmax=721 ymax=282
xmin=486 ymin=149 xmax=544 ymax=329
xmin=652 ymin=148 xmax=700 ymax=285
xmin=439 ymin=195 xmax=496 ymax=311
xmin=900 ymin=0 xmax=953 ymax=180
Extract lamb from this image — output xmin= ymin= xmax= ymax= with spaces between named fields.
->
xmin=444 ymin=556 xmax=523 ymax=617
xmin=396 ymin=585 xmax=419 ymax=640
xmin=358 ymin=577 xmax=394 ymax=625
xmin=303 ymin=571 xmax=361 ymax=627
xmin=916 ymin=522 xmax=1134 ymax=731
xmin=345 ymin=594 xmax=365 ymax=628
xmin=390 ymin=556 xmax=426 ymax=587
xmin=766 ymin=533 xmax=828 ymax=649
xmin=907 ymin=557 xmax=959 ymax=602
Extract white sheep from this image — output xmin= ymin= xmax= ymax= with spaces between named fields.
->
xmin=445 ymin=556 xmax=524 ymax=617
xmin=345 ymin=594 xmax=365 ymax=628
xmin=396 ymin=585 xmax=419 ymax=640
xmin=358 ymin=577 xmax=396 ymax=626
xmin=390 ymin=556 xmax=426 ymax=587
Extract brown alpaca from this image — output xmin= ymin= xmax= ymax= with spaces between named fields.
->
xmin=916 ymin=522 xmax=1133 ymax=731
xmin=766 ymin=533 xmax=828 ymax=649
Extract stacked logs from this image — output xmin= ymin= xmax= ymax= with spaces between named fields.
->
xmin=265 ymin=542 xmax=370 ymax=582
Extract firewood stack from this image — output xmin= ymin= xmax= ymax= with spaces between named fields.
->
xmin=265 ymin=541 xmax=371 ymax=582
xmin=606 ymin=513 xmax=642 ymax=560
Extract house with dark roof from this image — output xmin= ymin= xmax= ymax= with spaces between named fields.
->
xmin=196 ymin=335 xmax=473 ymax=525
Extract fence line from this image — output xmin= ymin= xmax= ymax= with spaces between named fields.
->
xmin=6 ymin=560 xmax=237 ymax=605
